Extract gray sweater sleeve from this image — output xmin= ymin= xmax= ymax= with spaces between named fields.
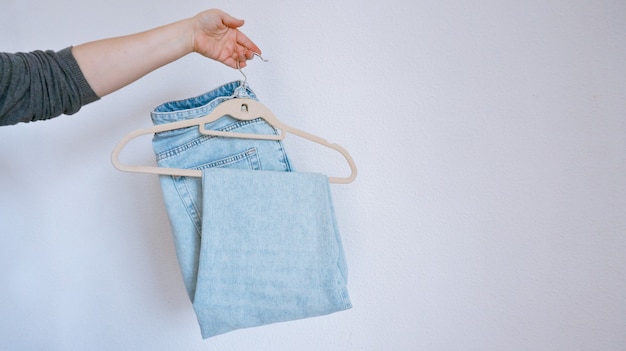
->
xmin=0 ymin=47 xmax=100 ymax=126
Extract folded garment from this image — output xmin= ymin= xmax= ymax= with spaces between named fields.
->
xmin=193 ymin=168 xmax=351 ymax=338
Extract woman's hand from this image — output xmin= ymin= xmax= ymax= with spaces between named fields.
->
xmin=191 ymin=9 xmax=261 ymax=69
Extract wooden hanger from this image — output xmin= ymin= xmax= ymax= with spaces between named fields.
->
xmin=111 ymin=95 xmax=357 ymax=184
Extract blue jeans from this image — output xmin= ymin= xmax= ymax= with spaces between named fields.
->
xmin=151 ymin=82 xmax=350 ymax=338
xmin=151 ymin=81 xmax=293 ymax=300
xmin=196 ymin=168 xmax=351 ymax=338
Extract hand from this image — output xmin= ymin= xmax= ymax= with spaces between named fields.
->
xmin=191 ymin=9 xmax=261 ymax=69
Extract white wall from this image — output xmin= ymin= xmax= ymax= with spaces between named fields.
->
xmin=1 ymin=0 xmax=625 ymax=350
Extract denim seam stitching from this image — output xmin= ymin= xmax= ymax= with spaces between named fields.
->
xmin=171 ymin=176 xmax=203 ymax=236
xmin=192 ymin=147 xmax=258 ymax=170
xmin=156 ymin=118 xmax=270 ymax=161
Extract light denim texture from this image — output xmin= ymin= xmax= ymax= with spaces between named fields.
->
xmin=196 ymin=168 xmax=351 ymax=338
xmin=151 ymin=81 xmax=351 ymax=338
xmin=151 ymin=81 xmax=293 ymax=300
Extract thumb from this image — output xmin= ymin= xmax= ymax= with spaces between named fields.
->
xmin=220 ymin=12 xmax=245 ymax=28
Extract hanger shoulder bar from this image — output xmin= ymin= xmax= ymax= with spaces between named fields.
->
xmin=111 ymin=98 xmax=357 ymax=183
xmin=111 ymin=126 xmax=201 ymax=178
xmin=199 ymin=98 xmax=281 ymax=126
xmin=283 ymin=125 xmax=358 ymax=184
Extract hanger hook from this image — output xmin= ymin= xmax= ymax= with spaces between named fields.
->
xmin=253 ymin=52 xmax=268 ymax=62
xmin=236 ymin=60 xmax=248 ymax=86
xmin=237 ymin=52 xmax=268 ymax=84
xmin=235 ymin=53 xmax=268 ymax=97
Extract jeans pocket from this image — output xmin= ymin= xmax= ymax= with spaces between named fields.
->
xmin=194 ymin=147 xmax=261 ymax=171
xmin=171 ymin=147 xmax=261 ymax=233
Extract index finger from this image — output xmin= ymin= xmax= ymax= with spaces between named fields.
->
xmin=236 ymin=30 xmax=261 ymax=56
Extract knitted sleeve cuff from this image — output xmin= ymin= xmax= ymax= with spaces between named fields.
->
xmin=57 ymin=46 xmax=100 ymax=105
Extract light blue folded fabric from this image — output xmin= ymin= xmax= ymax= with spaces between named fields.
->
xmin=193 ymin=168 xmax=351 ymax=339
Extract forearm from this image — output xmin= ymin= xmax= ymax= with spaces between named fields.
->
xmin=72 ymin=17 xmax=194 ymax=97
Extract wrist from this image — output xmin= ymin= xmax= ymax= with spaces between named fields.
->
xmin=165 ymin=17 xmax=195 ymax=58
xmin=180 ymin=17 xmax=197 ymax=56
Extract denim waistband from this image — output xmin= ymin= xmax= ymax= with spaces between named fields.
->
xmin=151 ymin=81 xmax=257 ymax=125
